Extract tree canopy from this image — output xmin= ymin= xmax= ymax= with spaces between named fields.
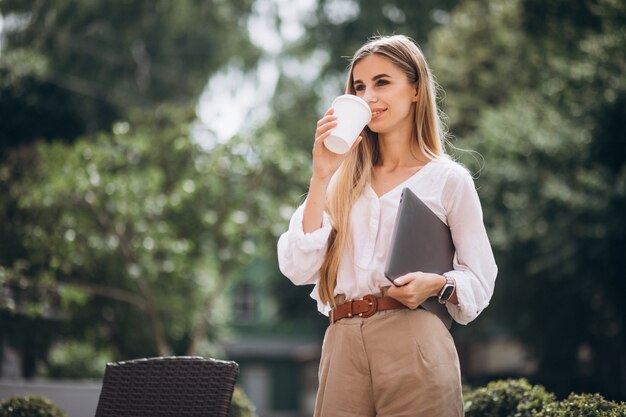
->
xmin=430 ymin=0 xmax=626 ymax=398
xmin=1 ymin=106 xmax=309 ymax=374
xmin=0 ymin=0 xmax=259 ymax=148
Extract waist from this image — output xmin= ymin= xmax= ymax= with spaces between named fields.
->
xmin=330 ymin=289 xmax=407 ymax=324
xmin=334 ymin=286 xmax=392 ymax=305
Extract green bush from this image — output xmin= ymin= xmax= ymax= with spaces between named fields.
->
xmin=534 ymin=393 xmax=626 ymax=417
xmin=0 ymin=396 xmax=67 ymax=417
xmin=228 ymin=386 xmax=258 ymax=417
xmin=464 ymin=378 xmax=556 ymax=417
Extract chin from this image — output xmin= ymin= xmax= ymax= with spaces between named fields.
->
xmin=367 ymin=123 xmax=384 ymax=134
xmin=369 ymin=126 xmax=391 ymax=135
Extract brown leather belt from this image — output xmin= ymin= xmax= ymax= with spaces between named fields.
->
xmin=329 ymin=294 xmax=407 ymax=324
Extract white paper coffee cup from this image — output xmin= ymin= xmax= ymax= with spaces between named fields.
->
xmin=324 ymin=94 xmax=372 ymax=154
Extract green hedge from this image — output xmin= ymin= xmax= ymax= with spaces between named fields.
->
xmin=534 ymin=393 xmax=626 ymax=417
xmin=464 ymin=378 xmax=556 ymax=417
xmin=464 ymin=379 xmax=626 ymax=417
xmin=0 ymin=396 xmax=67 ymax=417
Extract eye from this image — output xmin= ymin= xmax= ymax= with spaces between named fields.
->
xmin=354 ymin=84 xmax=365 ymax=91
xmin=376 ymin=79 xmax=389 ymax=86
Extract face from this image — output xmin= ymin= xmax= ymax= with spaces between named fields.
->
xmin=352 ymin=54 xmax=417 ymax=135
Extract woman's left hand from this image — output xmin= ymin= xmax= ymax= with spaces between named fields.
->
xmin=387 ymin=272 xmax=446 ymax=309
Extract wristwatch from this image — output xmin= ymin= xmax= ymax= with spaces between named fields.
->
xmin=438 ymin=275 xmax=455 ymax=305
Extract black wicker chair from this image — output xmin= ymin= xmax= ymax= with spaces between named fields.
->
xmin=94 ymin=356 xmax=239 ymax=417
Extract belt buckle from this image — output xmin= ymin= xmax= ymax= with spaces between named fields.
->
xmin=359 ymin=294 xmax=378 ymax=318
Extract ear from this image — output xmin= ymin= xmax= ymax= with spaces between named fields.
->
xmin=412 ymin=86 xmax=419 ymax=102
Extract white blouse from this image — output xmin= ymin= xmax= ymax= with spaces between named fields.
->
xmin=276 ymin=157 xmax=498 ymax=325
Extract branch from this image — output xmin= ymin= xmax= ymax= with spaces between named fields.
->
xmin=186 ymin=272 xmax=231 ymax=356
xmin=59 ymin=280 xmax=147 ymax=311
xmin=85 ymin=202 xmax=172 ymax=356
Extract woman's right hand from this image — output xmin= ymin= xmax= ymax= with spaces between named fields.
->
xmin=312 ymin=107 xmax=362 ymax=182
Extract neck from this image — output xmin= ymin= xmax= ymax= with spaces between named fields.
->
xmin=377 ymin=127 xmax=429 ymax=168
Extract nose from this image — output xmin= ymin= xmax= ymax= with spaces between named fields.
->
xmin=362 ymin=89 xmax=377 ymax=103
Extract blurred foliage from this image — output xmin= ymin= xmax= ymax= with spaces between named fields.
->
xmin=45 ymin=341 xmax=112 ymax=379
xmin=0 ymin=49 xmax=85 ymax=150
xmin=0 ymin=106 xmax=309 ymax=366
xmin=0 ymin=396 xmax=67 ymax=417
xmin=299 ymin=0 xmax=458 ymax=72
xmin=432 ymin=0 xmax=626 ymax=399
xmin=228 ymin=386 xmax=259 ymax=417
xmin=429 ymin=0 xmax=535 ymax=136
xmin=0 ymin=0 xmax=280 ymax=377
xmin=0 ymin=0 xmax=260 ymax=148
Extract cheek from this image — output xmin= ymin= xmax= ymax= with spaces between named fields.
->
xmin=385 ymin=88 xmax=414 ymax=111
xmin=390 ymin=99 xmax=415 ymax=119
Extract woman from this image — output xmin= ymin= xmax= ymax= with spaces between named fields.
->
xmin=277 ymin=35 xmax=497 ymax=417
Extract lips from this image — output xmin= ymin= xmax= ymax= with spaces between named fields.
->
xmin=371 ymin=108 xmax=386 ymax=119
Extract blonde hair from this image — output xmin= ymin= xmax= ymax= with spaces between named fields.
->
xmin=318 ymin=34 xmax=448 ymax=305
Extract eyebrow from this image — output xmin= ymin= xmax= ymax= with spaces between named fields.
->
xmin=353 ymin=73 xmax=391 ymax=84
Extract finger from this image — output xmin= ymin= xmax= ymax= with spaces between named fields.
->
xmin=316 ymin=119 xmax=338 ymax=133
xmin=324 ymin=107 xmax=335 ymax=116
xmin=314 ymin=129 xmax=335 ymax=147
xmin=316 ymin=115 xmax=337 ymax=127
xmin=315 ymin=121 xmax=338 ymax=139
xmin=393 ymin=274 xmax=415 ymax=287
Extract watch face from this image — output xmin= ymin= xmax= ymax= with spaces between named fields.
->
xmin=441 ymin=285 xmax=454 ymax=301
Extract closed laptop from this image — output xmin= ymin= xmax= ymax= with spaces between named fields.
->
xmin=384 ymin=187 xmax=455 ymax=328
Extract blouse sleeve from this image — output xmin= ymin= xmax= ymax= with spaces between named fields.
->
xmin=442 ymin=168 xmax=498 ymax=325
xmin=276 ymin=201 xmax=333 ymax=286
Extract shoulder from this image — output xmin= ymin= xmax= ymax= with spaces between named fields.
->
xmin=429 ymin=157 xmax=479 ymax=215
xmin=429 ymin=156 xmax=474 ymax=188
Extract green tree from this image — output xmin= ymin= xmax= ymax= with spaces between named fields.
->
xmin=431 ymin=0 xmax=626 ymax=399
xmin=429 ymin=0 xmax=536 ymax=136
xmin=0 ymin=50 xmax=85 ymax=151
xmin=0 ymin=0 xmax=267 ymax=376
xmin=0 ymin=0 xmax=260 ymax=147
xmin=301 ymin=0 xmax=459 ymax=74
xmin=0 ymin=106 xmax=309 ymax=368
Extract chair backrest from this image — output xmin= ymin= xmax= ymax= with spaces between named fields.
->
xmin=94 ymin=356 xmax=239 ymax=417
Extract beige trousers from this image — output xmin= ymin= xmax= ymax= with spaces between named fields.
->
xmin=314 ymin=308 xmax=463 ymax=417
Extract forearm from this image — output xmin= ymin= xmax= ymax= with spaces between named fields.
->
xmin=303 ymin=175 xmax=331 ymax=233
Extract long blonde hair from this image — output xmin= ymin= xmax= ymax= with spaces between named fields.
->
xmin=318 ymin=34 xmax=448 ymax=305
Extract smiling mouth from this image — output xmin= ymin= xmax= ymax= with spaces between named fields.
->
xmin=371 ymin=109 xmax=386 ymax=118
